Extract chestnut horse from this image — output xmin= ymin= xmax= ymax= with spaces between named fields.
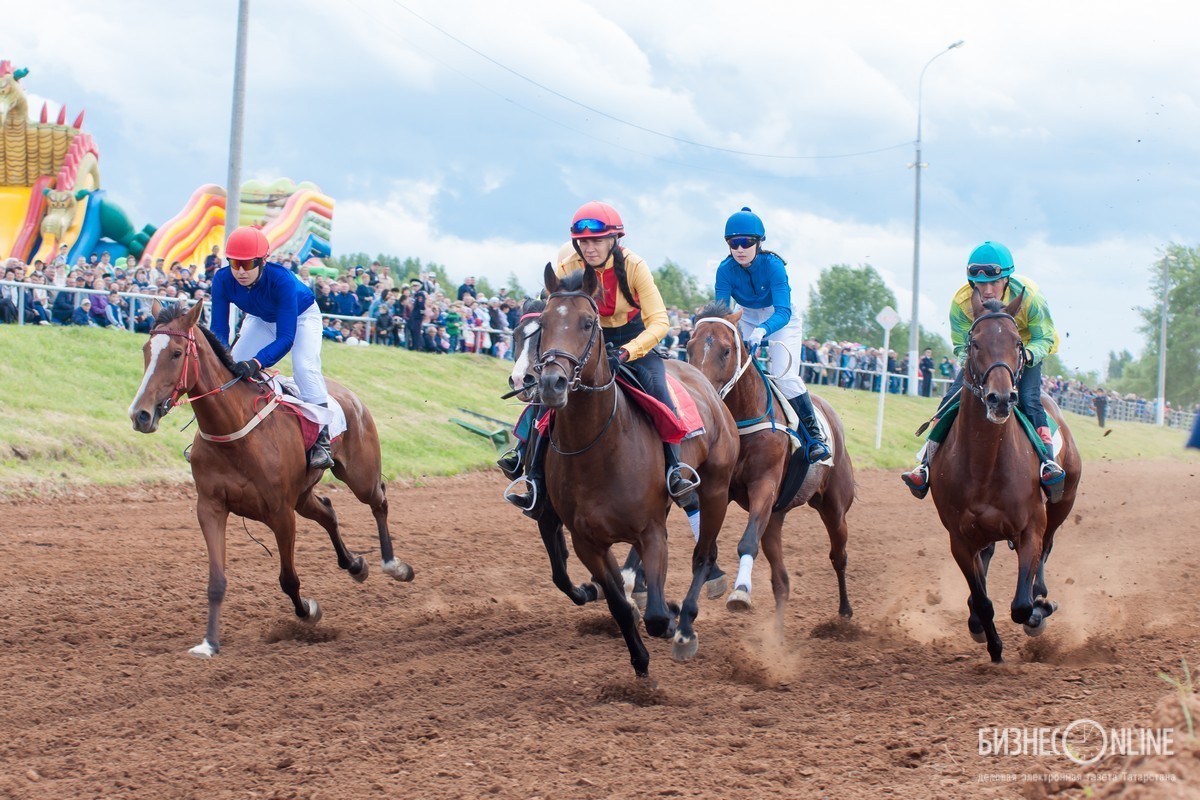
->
xmin=128 ymin=301 xmax=414 ymax=657
xmin=931 ymin=293 xmax=1081 ymax=662
xmin=688 ymin=305 xmax=854 ymax=626
xmin=534 ymin=265 xmax=739 ymax=678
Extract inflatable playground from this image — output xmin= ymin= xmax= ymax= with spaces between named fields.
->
xmin=0 ymin=60 xmax=333 ymax=272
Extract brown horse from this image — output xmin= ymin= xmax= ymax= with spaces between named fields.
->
xmin=127 ymin=300 xmax=414 ymax=657
xmin=534 ymin=265 xmax=739 ymax=678
xmin=687 ymin=305 xmax=854 ymax=625
xmin=931 ymin=293 xmax=1081 ymax=662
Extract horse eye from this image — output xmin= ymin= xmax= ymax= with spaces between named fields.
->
xmin=582 ymin=317 xmax=595 ymax=331
xmin=172 ymin=350 xmax=183 ymax=359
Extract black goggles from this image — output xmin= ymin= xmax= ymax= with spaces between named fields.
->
xmin=967 ymin=263 xmax=1006 ymax=279
xmin=571 ymin=218 xmax=611 ymax=235
xmin=726 ymin=236 xmax=760 ymax=250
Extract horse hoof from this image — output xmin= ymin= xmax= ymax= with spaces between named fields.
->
xmin=705 ymin=574 xmax=728 ymax=600
xmin=970 ymin=629 xmax=987 ymax=644
xmin=188 ymin=639 xmax=217 ymax=658
xmin=1023 ymin=619 xmax=1048 ymax=637
xmin=631 ymin=591 xmax=648 ymax=612
xmin=726 ymin=588 xmax=753 ymax=612
xmin=671 ymin=631 xmax=699 ymax=662
xmin=382 ymin=559 xmax=415 ymax=582
xmin=351 ymin=558 xmax=369 ymax=583
xmin=587 ymin=581 xmax=605 ymax=601
xmin=302 ymin=598 xmax=322 ymax=624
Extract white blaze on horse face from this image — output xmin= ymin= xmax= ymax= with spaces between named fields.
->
xmin=509 ymin=320 xmax=540 ymax=389
xmin=128 ymin=334 xmax=171 ymax=419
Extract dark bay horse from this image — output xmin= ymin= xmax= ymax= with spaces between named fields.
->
xmin=128 ymin=300 xmax=413 ymax=657
xmin=931 ymin=292 xmax=1081 ymax=662
xmin=687 ymin=305 xmax=854 ymax=626
xmin=534 ymin=265 xmax=739 ymax=678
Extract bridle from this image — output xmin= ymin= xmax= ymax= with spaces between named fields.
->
xmin=693 ymin=316 xmax=754 ymax=399
xmin=963 ymin=311 xmax=1027 ymax=401
xmin=533 ymin=289 xmax=618 ymax=457
xmin=150 ymin=327 xmax=244 ymax=415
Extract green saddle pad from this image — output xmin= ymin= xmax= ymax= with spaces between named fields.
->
xmin=926 ymin=398 xmax=1057 ymax=459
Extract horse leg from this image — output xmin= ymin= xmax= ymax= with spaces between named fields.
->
xmin=332 ymin=464 xmax=413 ymax=582
xmin=574 ymin=539 xmax=650 ymax=678
xmin=966 ymin=542 xmax=996 ymax=640
xmin=673 ymin=483 xmax=731 ymax=662
xmin=1010 ymin=526 xmax=1045 ymax=627
xmin=758 ymin=514 xmax=790 ymax=635
xmin=815 ymin=496 xmax=852 ymax=618
xmin=191 ymin=498 xmax=230 ymax=658
xmin=637 ymin=526 xmax=675 ymax=641
xmin=952 ymin=540 xmax=1003 ymax=662
xmin=537 ymin=505 xmax=601 ymax=606
xmin=623 ymin=546 xmax=647 ymax=611
xmin=272 ymin=512 xmax=321 ymax=623
xmin=295 ymin=490 xmax=368 ymax=583
xmin=726 ymin=481 xmax=775 ymax=613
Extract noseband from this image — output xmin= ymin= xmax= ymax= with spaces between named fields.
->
xmin=149 ymin=327 xmax=242 ymax=414
xmin=963 ymin=311 xmax=1027 ymax=400
xmin=533 ymin=290 xmax=615 ymax=393
xmin=692 ymin=316 xmax=754 ymax=399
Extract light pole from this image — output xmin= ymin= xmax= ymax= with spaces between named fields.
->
xmin=908 ymin=40 xmax=963 ymax=396
xmin=1155 ymin=253 xmax=1177 ymax=426
xmin=225 ymin=0 xmax=250 ymax=237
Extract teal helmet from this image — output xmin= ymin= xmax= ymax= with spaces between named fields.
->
xmin=966 ymin=241 xmax=1014 ymax=283
xmin=724 ymin=207 xmax=766 ymax=241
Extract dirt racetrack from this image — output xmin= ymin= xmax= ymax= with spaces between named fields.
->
xmin=1 ymin=461 xmax=1197 ymax=799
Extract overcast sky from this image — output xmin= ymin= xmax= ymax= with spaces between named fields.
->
xmin=11 ymin=0 xmax=1197 ymax=374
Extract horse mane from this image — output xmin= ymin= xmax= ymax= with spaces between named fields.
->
xmin=154 ymin=302 xmax=239 ymax=373
xmin=981 ymin=299 xmax=1005 ymax=313
xmin=520 ymin=297 xmax=546 ymax=316
xmin=556 ymin=270 xmax=589 ymax=294
xmin=694 ymin=301 xmax=734 ymax=321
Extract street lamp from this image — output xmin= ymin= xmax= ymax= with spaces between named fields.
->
xmin=907 ymin=40 xmax=963 ymax=396
xmin=1155 ymin=253 xmax=1177 ymax=426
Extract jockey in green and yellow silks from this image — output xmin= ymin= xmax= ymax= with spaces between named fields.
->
xmin=901 ymin=241 xmax=1067 ymax=500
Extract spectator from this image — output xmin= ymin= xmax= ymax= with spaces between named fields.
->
xmin=333 ymin=281 xmax=361 ymax=317
xmin=1093 ymin=389 xmax=1108 ymax=427
xmin=322 ymin=317 xmax=344 ymax=342
xmin=72 ymin=298 xmax=96 ymax=326
xmin=51 ymin=281 xmax=76 ymax=325
xmin=406 ymin=279 xmax=427 ymax=351
xmin=445 ymin=301 xmax=464 ymax=352
xmin=938 ymin=356 xmax=956 ymax=394
xmin=203 ymin=244 xmax=221 ymax=281
xmin=88 ymin=277 xmax=110 ymax=327
xmin=0 ymin=265 xmax=19 ymax=323
xmin=105 ymin=290 xmax=128 ymax=328
xmin=919 ymin=347 xmax=934 ymax=397
xmin=23 ymin=271 xmax=52 ymax=324
xmin=176 ymin=267 xmax=200 ymax=298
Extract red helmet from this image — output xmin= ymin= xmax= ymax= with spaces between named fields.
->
xmin=570 ymin=201 xmax=625 ymax=240
xmin=225 ymin=226 xmax=271 ymax=260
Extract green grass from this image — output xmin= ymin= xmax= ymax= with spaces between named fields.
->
xmin=0 ymin=325 xmax=1194 ymax=495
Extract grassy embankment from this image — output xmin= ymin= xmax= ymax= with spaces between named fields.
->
xmin=0 ymin=326 xmax=1194 ymax=495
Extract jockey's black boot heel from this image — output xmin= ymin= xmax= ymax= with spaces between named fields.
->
xmin=307 ymin=403 xmax=335 ymax=470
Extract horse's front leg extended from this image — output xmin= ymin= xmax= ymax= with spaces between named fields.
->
xmin=727 ymin=477 xmax=777 ymax=612
xmin=574 ymin=539 xmax=650 ymax=678
xmin=952 ymin=540 xmax=1003 ymax=663
xmin=273 ymin=512 xmax=321 ymax=623
xmin=637 ymin=527 xmax=674 ymax=640
xmin=191 ymin=499 xmax=230 ymax=658
xmin=537 ymin=506 xmax=600 ymax=605
xmin=1010 ymin=526 xmax=1045 ymax=626
xmin=674 ymin=482 xmax=732 ymax=662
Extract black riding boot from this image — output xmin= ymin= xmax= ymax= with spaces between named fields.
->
xmin=789 ymin=392 xmax=830 ymax=463
xmin=664 ymin=442 xmax=701 ymax=508
xmin=308 ymin=403 xmax=335 ymax=470
xmin=505 ymin=430 xmax=547 ymax=518
xmin=497 ymin=442 xmax=523 ymax=480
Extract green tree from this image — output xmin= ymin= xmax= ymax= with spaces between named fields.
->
xmin=505 ymin=271 xmax=529 ymax=300
xmin=891 ymin=322 xmax=952 ymax=361
xmin=654 ymin=259 xmax=713 ymax=312
xmin=805 ymin=264 xmax=898 ymax=344
xmin=1106 ymin=349 xmax=1134 ymax=381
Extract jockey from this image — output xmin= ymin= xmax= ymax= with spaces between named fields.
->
xmin=503 ymin=201 xmax=701 ymax=511
xmin=715 ymin=207 xmax=830 ymax=463
xmin=210 ymin=226 xmax=334 ymax=471
xmin=901 ymin=241 xmax=1066 ymax=499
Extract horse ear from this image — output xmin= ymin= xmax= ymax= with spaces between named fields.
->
xmin=969 ymin=284 xmax=985 ymax=318
xmin=730 ymin=308 xmax=743 ymax=324
xmin=1004 ymin=288 xmax=1025 ymax=318
xmin=582 ymin=263 xmax=598 ymax=297
xmin=150 ymin=299 xmax=162 ymax=320
xmin=184 ymin=300 xmax=205 ymax=328
xmin=543 ymin=262 xmax=559 ymax=293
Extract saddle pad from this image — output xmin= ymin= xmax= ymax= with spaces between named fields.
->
xmin=742 ymin=378 xmax=835 ymax=467
xmin=534 ymin=375 xmax=705 ymax=444
xmin=925 ymin=397 xmax=1061 ymax=459
xmin=267 ymin=375 xmax=349 ymax=441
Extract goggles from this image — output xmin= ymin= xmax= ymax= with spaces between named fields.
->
xmin=228 ymin=259 xmax=260 ymax=273
xmin=967 ymin=263 xmax=1006 ymax=279
xmin=726 ymin=236 xmax=760 ymax=251
xmin=570 ymin=218 xmax=613 ymax=236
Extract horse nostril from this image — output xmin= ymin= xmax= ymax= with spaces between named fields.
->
xmin=1008 ymin=391 xmax=1018 ymax=406
xmin=551 ymin=375 xmax=567 ymax=394
xmin=136 ymin=410 xmax=151 ymax=427
xmin=985 ymin=392 xmax=999 ymax=406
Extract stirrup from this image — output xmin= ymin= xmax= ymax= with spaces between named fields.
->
xmin=666 ymin=463 xmax=701 ymax=499
xmin=805 ymin=437 xmax=831 ymax=463
xmin=503 ymin=476 xmax=538 ymax=512
xmin=1040 ymin=459 xmax=1065 ymax=504
xmin=901 ymin=465 xmax=930 ymax=500
xmin=307 ymin=445 xmax=334 ymax=471
xmin=496 ymin=447 xmax=522 ymax=479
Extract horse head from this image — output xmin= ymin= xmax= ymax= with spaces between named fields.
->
xmin=687 ymin=304 xmax=745 ymax=397
xmin=536 ymin=262 xmax=607 ymax=409
xmin=128 ymin=300 xmax=205 ymax=433
xmin=507 ymin=295 xmax=546 ymax=402
xmin=966 ymin=289 xmax=1027 ymax=424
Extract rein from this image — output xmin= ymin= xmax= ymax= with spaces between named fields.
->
xmin=963 ymin=311 xmax=1027 ymax=400
xmin=536 ymin=290 xmax=619 ymax=457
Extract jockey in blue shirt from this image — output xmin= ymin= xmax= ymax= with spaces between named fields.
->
xmin=210 ymin=226 xmax=334 ymax=470
xmin=715 ymin=207 xmax=829 ymax=462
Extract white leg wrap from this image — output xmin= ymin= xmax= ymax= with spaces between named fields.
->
xmin=687 ymin=509 xmax=701 ymax=542
xmin=735 ymin=554 xmax=754 ymax=592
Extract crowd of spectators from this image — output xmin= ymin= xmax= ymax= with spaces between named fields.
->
xmin=1045 ymin=376 xmax=1198 ymax=429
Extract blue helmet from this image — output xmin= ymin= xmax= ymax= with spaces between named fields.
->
xmin=966 ymin=241 xmax=1015 ymax=283
xmin=724 ymin=207 xmax=766 ymax=241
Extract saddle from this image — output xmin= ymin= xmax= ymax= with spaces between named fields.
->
xmin=922 ymin=398 xmax=1061 ymax=460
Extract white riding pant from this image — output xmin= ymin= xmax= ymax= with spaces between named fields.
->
xmin=231 ymin=304 xmax=329 ymax=405
xmin=737 ymin=305 xmax=807 ymax=399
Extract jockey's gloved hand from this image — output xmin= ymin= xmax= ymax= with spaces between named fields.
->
xmin=746 ymin=327 xmax=767 ymax=349
xmin=232 ymin=359 xmax=261 ymax=380
xmin=1024 ymin=348 xmax=1035 ymax=367
xmin=608 ymin=346 xmax=630 ymax=374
